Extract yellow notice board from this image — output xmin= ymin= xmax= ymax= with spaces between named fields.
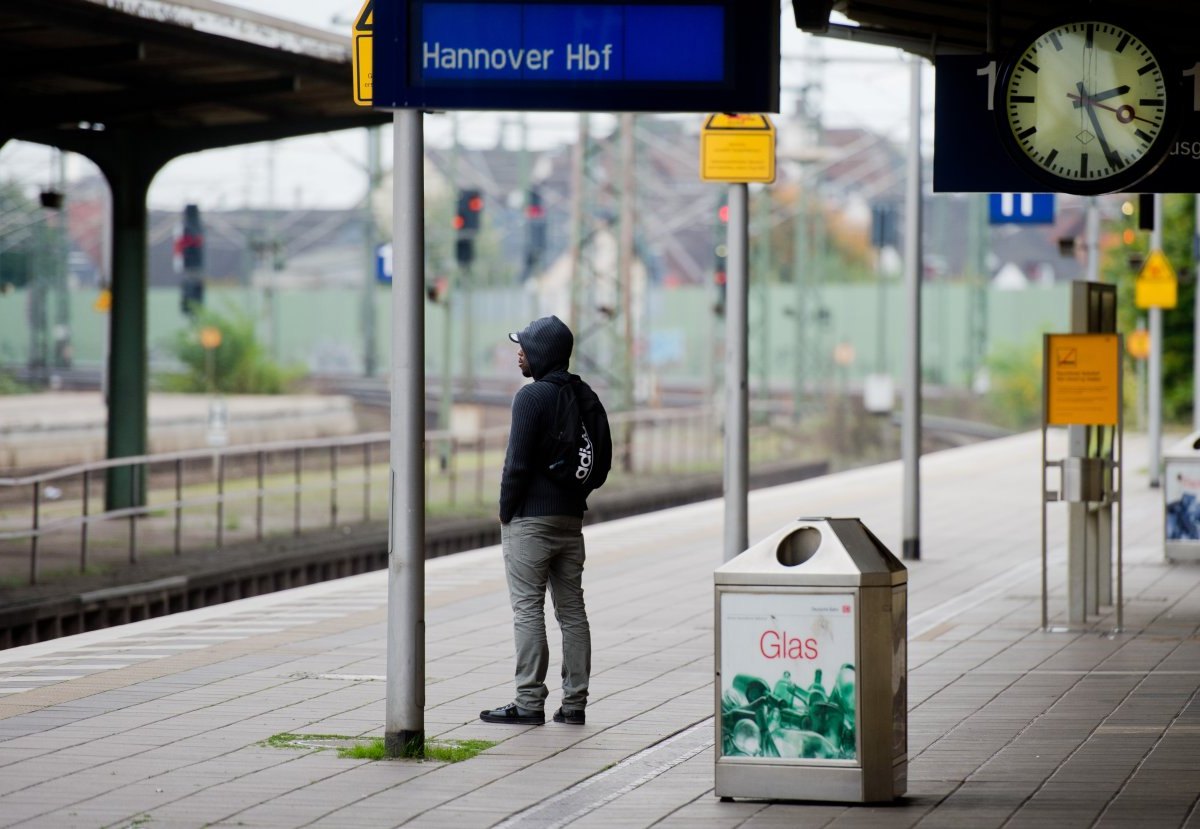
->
xmin=352 ymin=0 xmax=373 ymax=106
xmin=1135 ymin=249 xmax=1177 ymax=309
xmin=700 ymin=113 xmax=775 ymax=183
xmin=1045 ymin=334 xmax=1120 ymax=426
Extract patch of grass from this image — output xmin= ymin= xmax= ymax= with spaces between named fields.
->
xmin=337 ymin=738 xmax=387 ymax=760
xmin=259 ymin=732 xmax=348 ymax=750
xmin=262 ymin=732 xmax=494 ymax=762
xmin=422 ymin=739 xmax=495 ymax=763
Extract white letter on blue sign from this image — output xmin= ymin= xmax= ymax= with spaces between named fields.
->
xmin=423 ymin=41 xmax=440 ymax=69
xmin=566 ymin=44 xmax=612 ymax=71
xmin=1000 ymin=192 xmax=1035 ymax=217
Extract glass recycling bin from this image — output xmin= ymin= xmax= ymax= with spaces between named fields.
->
xmin=714 ymin=517 xmax=907 ymax=803
xmin=1164 ymin=431 xmax=1200 ymax=563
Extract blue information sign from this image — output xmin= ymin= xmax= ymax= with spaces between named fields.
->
xmin=374 ymin=0 xmax=779 ymax=113
xmin=376 ymin=242 xmax=393 ymax=284
xmin=988 ymin=193 xmax=1055 ymax=225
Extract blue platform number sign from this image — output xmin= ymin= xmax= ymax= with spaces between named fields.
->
xmin=373 ymin=0 xmax=780 ymax=114
xmin=376 ymin=242 xmax=393 ymax=284
xmin=988 ymin=193 xmax=1055 ymax=225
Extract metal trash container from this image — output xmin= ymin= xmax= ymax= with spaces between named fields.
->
xmin=1164 ymin=432 xmax=1200 ymax=562
xmin=714 ymin=517 xmax=907 ymax=803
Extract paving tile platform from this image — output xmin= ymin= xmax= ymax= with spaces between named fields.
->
xmin=1 ymin=431 xmax=1198 ymax=828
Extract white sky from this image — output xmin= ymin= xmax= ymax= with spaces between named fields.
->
xmin=0 ymin=2 xmax=928 ymax=212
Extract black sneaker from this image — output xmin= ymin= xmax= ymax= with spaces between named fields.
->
xmin=552 ymin=706 xmax=585 ymax=725
xmin=480 ymin=703 xmax=544 ymax=725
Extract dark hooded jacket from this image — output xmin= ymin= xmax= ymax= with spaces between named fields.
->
xmin=499 ymin=315 xmax=589 ymax=524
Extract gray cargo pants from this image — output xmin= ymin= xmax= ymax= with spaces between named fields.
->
xmin=501 ymin=516 xmax=591 ymax=712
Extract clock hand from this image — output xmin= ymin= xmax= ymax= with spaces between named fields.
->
xmin=1066 ymin=92 xmax=1157 ymax=125
xmin=1077 ymin=82 xmax=1122 ymax=169
xmin=1071 ymin=84 xmax=1130 ymax=108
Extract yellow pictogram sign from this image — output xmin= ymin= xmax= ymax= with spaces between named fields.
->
xmin=352 ymin=0 xmax=373 ymax=106
xmin=1126 ymin=329 xmax=1150 ymax=360
xmin=1135 ymin=248 xmax=1177 ymax=309
xmin=700 ymin=113 xmax=775 ymax=183
xmin=199 ymin=326 xmax=222 ymax=350
xmin=1045 ymin=333 xmax=1120 ymax=426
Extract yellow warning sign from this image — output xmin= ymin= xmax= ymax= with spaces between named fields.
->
xmin=352 ymin=0 xmax=373 ymax=106
xmin=1135 ymin=249 xmax=1177 ymax=309
xmin=700 ymin=113 xmax=775 ymax=183
xmin=1045 ymin=334 xmax=1120 ymax=426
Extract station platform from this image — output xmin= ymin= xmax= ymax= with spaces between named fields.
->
xmin=0 ymin=431 xmax=1197 ymax=828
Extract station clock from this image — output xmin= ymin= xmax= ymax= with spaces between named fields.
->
xmin=996 ymin=20 xmax=1178 ymax=195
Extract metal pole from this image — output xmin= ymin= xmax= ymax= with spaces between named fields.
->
xmin=1194 ymin=196 xmax=1200 ymax=433
xmin=567 ymin=114 xmax=588 ymax=335
xmin=1085 ymin=198 xmax=1100 ymax=282
xmin=386 ymin=109 xmax=426 ymax=758
xmin=902 ymin=56 xmax=923 ymax=561
xmin=362 ymin=126 xmax=381 ymax=377
xmin=792 ymin=187 xmax=808 ymax=421
xmin=755 ymin=189 xmax=771 ymax=402
xmin=1149 ymin=193 xmax=1163 ymax=488
xmin=618 ymin=113 xmax=636 ymax=465
xmin=440 ymin=115 xmax=459 ymax=466
xmin=724 ymin=182 xmax=749 ymax=562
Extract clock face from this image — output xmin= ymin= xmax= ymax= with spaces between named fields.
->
xmin=1000 ymin=21 xmax=1173 ymax=194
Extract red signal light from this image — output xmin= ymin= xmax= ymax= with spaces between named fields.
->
xmin=718 ymin=205 xmax=729 ymax=223
xmin=452 ymin=215 xmax=465 ymax=230
xmin=526 ymin=204 xmax=545 ymax=219
xmin=468 ymin=196 xmax=484 ymax=212
xmin=715 ymin=271 xmax=727 ymax=285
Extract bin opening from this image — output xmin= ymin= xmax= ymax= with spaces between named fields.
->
xmin=1193 ymin=437 xmax=1200 ymax=450
xmin=776 ymin=526 xmax=822 ymax=567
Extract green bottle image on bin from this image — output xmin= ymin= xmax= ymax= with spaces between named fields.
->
xmin=722 ymin=665 xmax=857 ymax=760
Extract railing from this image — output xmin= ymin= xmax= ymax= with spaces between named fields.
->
xmin=0 ymin=405 xmax=814 ymax=588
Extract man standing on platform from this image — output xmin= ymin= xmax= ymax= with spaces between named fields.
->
xmin=481 ymin=315 xmax=609 ymax=726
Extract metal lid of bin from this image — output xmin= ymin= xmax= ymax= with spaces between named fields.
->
xmin=714 ymin=517 xmax=907 ymax=588
xmin=1166 ymin=432 xmax=1200 ymax=458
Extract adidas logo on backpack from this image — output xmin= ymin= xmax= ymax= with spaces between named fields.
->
xmin=546 ymin=374 xmax=611 ymax=493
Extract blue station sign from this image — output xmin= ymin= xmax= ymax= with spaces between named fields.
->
xmin=987 ymin=193 xmax=1055 ymax=225
xmin=372 ymin=0 xmax=779 ymax=113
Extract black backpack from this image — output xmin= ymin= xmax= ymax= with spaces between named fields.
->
xmin=544 ymin=374 xmax=612 ymax=493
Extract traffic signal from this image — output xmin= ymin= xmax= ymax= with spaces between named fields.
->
xmin=426 ymin=275 xmax=448 ymax=303
xmin=714 ymin=199 xmax=728 ymax=315
xmin=176 ymin=204 xmax=204 ymax=270
xmin=454 ymin=188 xmax=483 ymax=266
xmin=524 ymin=188 xmax=546 ymax=279
xmin=180 ymin=275 xmax=205 ymax=317
xmin=870 ymin=202 xmax=898 ymax=249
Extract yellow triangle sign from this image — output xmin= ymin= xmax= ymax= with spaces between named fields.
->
xmin=704 ymin=113 xmax=773 ymax=131
xmin=1139 ymin=249 xmax=1176 ymax=283
xmin=352 ymin=0 xmax=373 ymax=105
xmin=354 ymin=0 xmax=373 ymax=32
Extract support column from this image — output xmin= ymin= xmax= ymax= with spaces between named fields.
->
xmin=101 ymin=150 xmax=161 ymax=510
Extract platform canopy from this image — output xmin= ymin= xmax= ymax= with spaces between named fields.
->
xmin=796 ymin=0 xmax=1200 ymax=57
xmin=0 ymin=0 xmax=386 ymax=155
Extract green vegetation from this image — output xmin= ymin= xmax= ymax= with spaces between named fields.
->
xmin=420 ymin=739 xmax=495 ymax=763
xmin=982 ymin=340 xmax=1044 ymax=430
xmin=158 ymin=304 xmax=303 ymax=394
xmin=1106 ymin=194 xmax=1197 ymax=424
xmin=262 ymin=732 xmax=494 ymax=762
xmin=0 ymin=368 xmax=26 ymax=395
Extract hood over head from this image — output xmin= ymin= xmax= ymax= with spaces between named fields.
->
xmin=508 ymin=315 xmax=573 ymax=379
